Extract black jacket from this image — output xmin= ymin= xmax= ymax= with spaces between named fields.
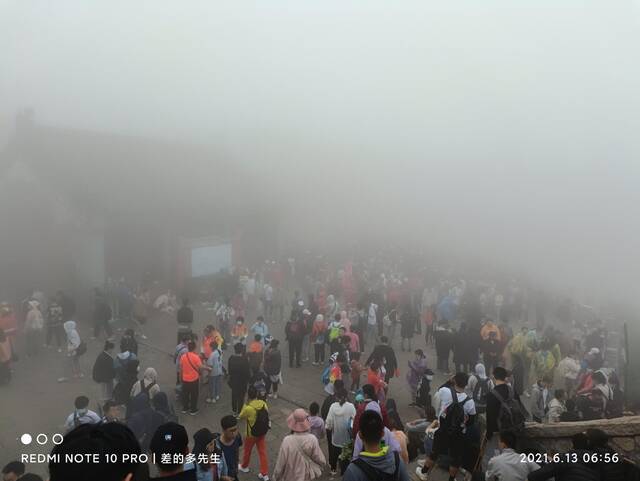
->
xmin=93 ymin=300 xmax=112 ymax=323
xmin=60 ymin=295 xmax=77 ymax=320
xmin=321 ymin=393 xmax=337 ymax=421
xmin=453 ymin=329 xmax=477 ymax=364
xmin=120 ymin=336 xmax=138 ymax=356
xmin=434 ymin=329 xmax=453 ymax=359
xmin=366 ymin=344 xmax=398 ymax=374
xmin=150 ymin=469 xmax=197 ymax=481
xmin=263 ymin=348 xmax=282 ymax=376
xmin=357 ymin=311 xmax=367 ymax=331
xmin=177 ymin=306 xmax=193 ymax=325
xmin=92 ymin=351 xmax=116 ymax=383
xmin=481 ymin=338 xmax=502 ymax=360
xmin=113 ymin=373 xmax=137 ymax=405
xmin=486 ymin=383 xmax=524 ymax=437
xmin=228 ymin=354 xmax=250 ymax=389
xmin=592 ymin=447 xmax=630 ymax=481
xmin=285 ymin=319 xmax=304 ymax=342
xmin=400 ymin=312 xmax=415 ymax=338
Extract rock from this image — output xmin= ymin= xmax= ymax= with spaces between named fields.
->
xmin=523 ymin=416 xmax=640 ymax=464
xmin=524 ymin=416 xmax=640 ymax=438
xmin=610 ymin=437 xmax=635 ymax=452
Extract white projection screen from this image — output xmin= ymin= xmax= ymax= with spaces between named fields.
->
xmin=191 ymin=243 xmax=232 ymax=277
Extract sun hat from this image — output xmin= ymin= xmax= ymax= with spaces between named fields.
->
xmin=286 ymin=408 xmax=311 ymax=432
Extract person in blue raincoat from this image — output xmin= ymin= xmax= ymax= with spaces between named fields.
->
xmin=437 ymin=296 xmax=457 ymax=323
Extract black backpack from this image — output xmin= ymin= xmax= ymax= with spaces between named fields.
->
xmin=605 ymin=389 xmax=623 ymax=419
xmin=113 ymin=380 xmax=133 ymax=405
xmin=492 ymin=385 xmax=526 ymax=434
xmin=441 ymin=387 xmax=471 ymax=437
xmin=134 ymin=380 xmax=156 ymax=403
xmin=473 ymin=377 xmax=490 ymax=414
xmin=352 ymin=451 xmax=400 ymax=481
xmin=251 ymin=406 xmax=270 ymax=437
xmin=416 ymin=376 xmax=431 ymax=408
xmin=75 ymin=341 xmax=87 ymax=357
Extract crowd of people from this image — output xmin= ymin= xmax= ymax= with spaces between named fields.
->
xmin=1 ymin=251 xmax=638 ymax=481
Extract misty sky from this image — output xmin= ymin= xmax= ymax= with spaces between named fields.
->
xmin=2 ymin=1 xmax=640 ymax=308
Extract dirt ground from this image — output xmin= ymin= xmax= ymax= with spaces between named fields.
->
xmin=1 ymin=301 xmax=458 ymax=480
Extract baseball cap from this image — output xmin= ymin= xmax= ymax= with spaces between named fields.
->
xmin=150 ymin=422 xmax=189 ymax=464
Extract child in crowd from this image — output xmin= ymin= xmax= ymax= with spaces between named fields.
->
xmin=350 ymin=352 xmax=364 ymax=393
xmin=308 ymin=402 xmax=326 ymax=440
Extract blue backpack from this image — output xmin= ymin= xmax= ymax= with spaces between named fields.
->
xmin=321 ymin=365 xmax=331 ymax=385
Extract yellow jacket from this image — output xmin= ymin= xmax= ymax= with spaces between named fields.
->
xmin=239 ymin=399 xmax=268 ymax=437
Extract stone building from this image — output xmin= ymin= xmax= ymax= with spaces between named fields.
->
xmin=0 ymin=111 xmax=279 ymax=309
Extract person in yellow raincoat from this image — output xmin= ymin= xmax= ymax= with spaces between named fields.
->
xmin=507 ymin=328 xmax=532 ymax=394
xmin=529 ymin=340 xmax=560 ymax=386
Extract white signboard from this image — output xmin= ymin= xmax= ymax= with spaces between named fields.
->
xmin=191 ymin=244 xmax=232 ymax=277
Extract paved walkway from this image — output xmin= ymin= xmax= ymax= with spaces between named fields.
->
xmin=1 ymin=303 xmax=461 ymax=479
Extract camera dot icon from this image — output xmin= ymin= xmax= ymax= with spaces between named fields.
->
xmin=20 ymin=433 xmax=32 ymax=445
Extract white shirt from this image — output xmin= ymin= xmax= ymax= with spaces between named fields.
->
xmin=486 ymin=448 xmax=539 ymax=480
xmin=368 ymin=304 xmax=378 ymax=326
xmin=325 ymin=401 xmax=356 ymax=447
xmin=437 ymin=387 xmax=476 ymax=420
xmin=264 ymin=285 xmax=273 ymax=302
xmin=64 ymin=410 xmax=101 ymax=432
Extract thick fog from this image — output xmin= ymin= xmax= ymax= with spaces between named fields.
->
xmin=1 ymin=1 xmax=640 ymax=310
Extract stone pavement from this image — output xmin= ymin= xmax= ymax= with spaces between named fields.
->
xmin=0 ymin=304 xmax=461 ymax=480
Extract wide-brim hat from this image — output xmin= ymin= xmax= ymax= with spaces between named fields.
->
xmin=287 ymin=408 xmax=310 ymax=432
